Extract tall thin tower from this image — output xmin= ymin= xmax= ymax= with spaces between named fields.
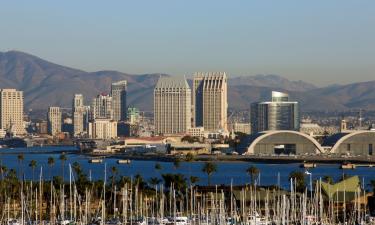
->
xmin=111 ymin=80 xmax=127 ymax=121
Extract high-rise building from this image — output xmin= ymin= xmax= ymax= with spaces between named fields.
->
xmin=88 ymin=118 xmax=117 ymax=139
xmin=250 ymin=91 xmax=299 ymax=133
xmin=72 ymin=94 xmax=89 ymax=137
xmin=91 ymin=94 xmax=113 ymax=120
xmin=73 ymin=94 xmax=84 ymax=109
xmin=193 ymin=72 xmax=228 ymax=132
xmin=154 ymin=76 xmax=191 ymax=134
xmin=73 ymin=94 xmax=83 ymax=135
xmin=111 ymin=80 xmax=127 ymax=121
xmin=47 ymin=106 xmax=62 ymax=136
xmin=0 ymin=89 xmax=26 ymax=135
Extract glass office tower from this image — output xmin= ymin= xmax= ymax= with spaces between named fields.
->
xmin=251 ymin=91 xmax=299 ymax=133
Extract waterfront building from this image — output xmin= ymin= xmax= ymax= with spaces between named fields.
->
xmin=111 ymin=80 xmax=127 ymax=121
xmin=47 ymin=106 xmax=62 ymax=136
xmin=0 ymin=89 xmax=26 ymax=135
xmin=193 ymin=72 xmax=228 ymax=132
xmin=88 ymin=118 xmax=117 ymax=139
xmin=91 ymin=94 xmax=113 ymax=120
xmin=154 ymin=76 xmax=191 ymax=135
xmin=250 ymin=91 xmax=299 ymax=133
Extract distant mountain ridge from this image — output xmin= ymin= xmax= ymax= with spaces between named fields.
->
xmin=1 ymin=50 xmax=375 ymax=112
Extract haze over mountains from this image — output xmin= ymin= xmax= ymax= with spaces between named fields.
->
xmin=0 ymin=51 xmax=374 ymax=112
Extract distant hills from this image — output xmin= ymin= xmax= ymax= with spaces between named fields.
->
xmin=0 ymin=50 xmax=375 ymax=112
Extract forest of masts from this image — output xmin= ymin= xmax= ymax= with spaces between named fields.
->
xmin=0 ymin=154 xmax=373 ymax=224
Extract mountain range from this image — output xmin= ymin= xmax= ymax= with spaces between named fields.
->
xmin=1 ymin=50 xmax=375 ymax=112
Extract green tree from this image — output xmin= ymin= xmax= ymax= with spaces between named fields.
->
xmin=189 ymin=176 xmax=199 ymax=186
xmin=29 ymin=160 xmax=37 ymax=181
xmin=246 ymin=165 xmax=260 ymax=185
xmin=173 ymin=159 xmax=181 ymax=170
xmin=370 ymin=180 xmax=375 ymax=195
xmin=185 ymin=153 xmax=195 ymax=162
xmin=0 ymin=165 xmax=7 ymax=180
xmin=17 ymin=154 xmax=24 ymax=179
xmin=289 ymin=171 xmax=306 ymax=192
xmin=59 ymin=153 xmax=67 ymax=181
xmin=155 ymin=163 xmax=162 ymax=171
xmin=323 ymin=175 xmax=334 ymax=184
xmin=149 ymin=177 xmax=162 ymax=187
xmin=161 ymin=173 xmax=187 ymax=192
xmin=202 ymin=162 xmax=217 ymax=186
xmin=110 ymin=166 xmax=118 ymax=192
xmin=48 ymin=157 xmax=55 ymax=180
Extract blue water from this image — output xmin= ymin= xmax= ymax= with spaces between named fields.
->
xmin=1 ymin=146 xmax=375 ymax=190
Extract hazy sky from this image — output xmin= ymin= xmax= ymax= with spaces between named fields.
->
xmin=1 ymin=1 xmax=374 ymax=86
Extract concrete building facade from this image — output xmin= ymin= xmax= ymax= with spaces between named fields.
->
xmin=73 ymin=94 xmax=88 ymax=137
xmin=111 ymin=80 xmax=127 ymax=121
xmin=0 ymin=89 xmax=25 ymax=135
xmin=154 ymin=76 xmax=191 ymax=135
xmin=88 ymin=119 xmax=117 ymax=139
xmin=91 ymin=94 xmax=113 ymax=120
xmin=193 ymin=72 xmax=228 ymax=132
xmin=47 ymin=106 xmax=62 ymax=136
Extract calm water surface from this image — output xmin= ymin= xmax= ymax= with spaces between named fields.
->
xmin=1 ymin=146 xmax=375 ymax=190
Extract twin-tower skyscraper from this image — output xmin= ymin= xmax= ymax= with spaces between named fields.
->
xmin=154 ymin=72 xmax=227 ymax=135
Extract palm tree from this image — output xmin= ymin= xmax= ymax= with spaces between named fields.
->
xmin=155 ymin=163 xmax=162 ymax=171
xmin=202 ymin=162 xmax=217 ymax=186
xmin=48 ymin=157 xmax=55 ymax=180
xmin=173 ymin=159 xmax=181 ymax=170
xmin=185 ymin=153 xmax=195 ymax=162
xmin=189 ymin=176 xmax=199 ymax=186
xmin=185 ymin=153 xmax=195 ymax=185
xmin=323 ymin=175 xmax=334 ymax=184
xmin=110 ymin=166 xmax=118 ymax=190
xmin=149 ymin=177 xmax=162 ymax=187
xmin=29 ymin=160 xmax=37 ymax=181
xmin=17 ymin=154 xmax=24 ymax=179
xmin=289 ymin=171 xmax=306 ymax=192
xmin=0 ymin=165 xmax=7 ymax=180
xmin=246 ymin=165 xmax=260 ymax=185
xmin=370 ymin=180 xmax=375 ymax=195
xmin=59 ymin=153 xmax=67 ymax=181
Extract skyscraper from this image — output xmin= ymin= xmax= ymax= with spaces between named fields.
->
xmin=193 ymin=72 xmax=228 ymax=131
xmin=251 ymin=91 xmax=299 ymax=133
xmin=91 ymin=94 xmax=113 ymax=120
xmin=47 ymin=106 xmax=62 ymax=136
xmin=72 ymin=94 xmax=87 ymax=136
xmin=154 ymin=76 xmax=191 ymax=135
xmin=0 ymin=89 xmax=26 ymax=135
xmin=111 ymin=80 xmax=127 ymax=121
xmin=73 ymin=94 xmax=84 ymax=109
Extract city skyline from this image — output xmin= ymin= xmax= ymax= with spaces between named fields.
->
xmin=1 ymin=1 xmax=375 ymax=86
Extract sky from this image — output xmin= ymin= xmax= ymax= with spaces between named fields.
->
xmin=0 ymin=0 xmax=374 ymax=86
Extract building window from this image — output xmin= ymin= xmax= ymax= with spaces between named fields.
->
xmin=369 ymin=144 xmax=373 ymax=156
xmin=347 ymin=144 xmax=351 ymax=152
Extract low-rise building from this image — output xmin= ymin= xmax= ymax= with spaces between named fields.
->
xmin=88 ymin=119 xmax=117 ymax=140
xmin=187 ymin=127 xmax=205 ymax=137
xmin=167 ymin=142 xmax=210 ymax=155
